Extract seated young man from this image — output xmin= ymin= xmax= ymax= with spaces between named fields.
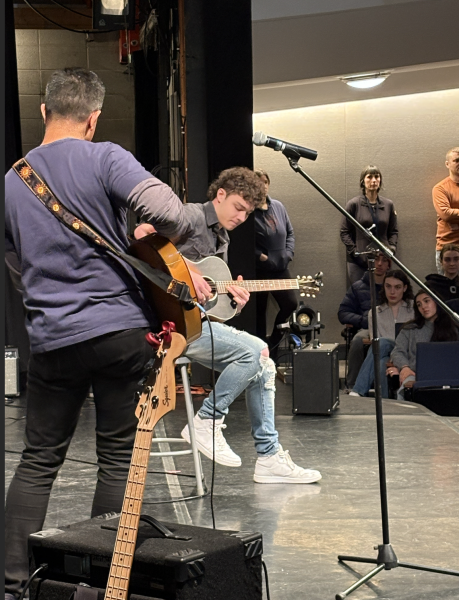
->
xmin=425 ymin=243 xmax=459 ymax=303
xmin=338 ymin=252 xmax=391 ymax=390
xmin=135 ymin=167 xmax=321 ymax=484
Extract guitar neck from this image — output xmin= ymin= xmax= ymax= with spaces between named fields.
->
xmin=215 ymin=279 xmax=299 ymax=293
xmin=104 ymin=429 xmax=151 ymax=600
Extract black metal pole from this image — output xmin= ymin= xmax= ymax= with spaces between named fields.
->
xmin=367 ymin=256 xmax=390 ymax=546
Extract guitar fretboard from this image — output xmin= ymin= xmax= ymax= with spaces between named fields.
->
xmin=215 ymin=279 xmax=300 ymax=293
xmin=104 ymin=428 xmax=152 ymax=599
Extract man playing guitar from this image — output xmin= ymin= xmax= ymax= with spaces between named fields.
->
xmin=135 ymin=167 xmax=322 ymax=484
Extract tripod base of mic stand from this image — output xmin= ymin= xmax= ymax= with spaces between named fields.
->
xmin=336 ymin=543 xmax=459 ymax=599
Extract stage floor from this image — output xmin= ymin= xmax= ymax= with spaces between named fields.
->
xmin=5 ymin=380 xmax=459 ymax=600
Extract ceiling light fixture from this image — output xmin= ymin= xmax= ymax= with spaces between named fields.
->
xmin=341 ymin=72 xmax=391 ymax=89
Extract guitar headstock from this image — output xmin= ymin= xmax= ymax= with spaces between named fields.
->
xmin=135 ymin=332 xmax=187 ymax=431
xmin=296 ymin=272 xmax=324 ymax=298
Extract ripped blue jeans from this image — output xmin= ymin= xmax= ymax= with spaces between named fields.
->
xmin=184 ymin=321 xmax=279 ymax=456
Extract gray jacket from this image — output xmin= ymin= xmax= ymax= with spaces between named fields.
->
xmin=390 ymin=321 xmax=434 ymax=371
xmin=368 ymin=302 xmax=415 ymax=340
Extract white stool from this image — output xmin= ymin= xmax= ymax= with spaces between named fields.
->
xmin=150 ymin=357 xmax=206 ymax=497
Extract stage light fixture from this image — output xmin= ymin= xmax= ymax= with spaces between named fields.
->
xmin=290 ymin=302 xmax=316 ymax=337
xmin=93 ymin=0 xmax=135 ymax=30
xmin=340 ymin=72 xmax=390 ymax=89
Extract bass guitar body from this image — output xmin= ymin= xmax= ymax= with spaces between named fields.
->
xmin=128 ymin=234 xmax=202 ymax=344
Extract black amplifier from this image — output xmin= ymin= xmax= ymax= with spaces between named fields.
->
xmin=292 ymin=343 xmax=340 ymax=415
xmin=29 ymin=513 xmax=263 ymax=600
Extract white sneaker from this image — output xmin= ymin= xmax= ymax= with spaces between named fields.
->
xmin=349 ymin=391 xmax=361 ymax=397
xmin=181 ymin=414 xmax=242 ymax=467
xmin=253 ymin=446 xmax=322 ymax=484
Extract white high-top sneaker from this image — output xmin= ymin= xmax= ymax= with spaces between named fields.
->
xmin=254 ymin=446 xmax=321 ymax=483
xmin=181 ymin=414 xmax=242 ymax=467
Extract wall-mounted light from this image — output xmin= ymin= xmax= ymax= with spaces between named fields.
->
xmin=340 ymin=72 xmax=391 ymax=89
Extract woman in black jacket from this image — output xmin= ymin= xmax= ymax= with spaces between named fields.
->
xmin=254 ymin=169 xmax=298 ymax=362
xmin=340 ymin=165 xmax=398 ymax=284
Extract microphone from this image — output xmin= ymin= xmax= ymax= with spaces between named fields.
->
xmin=253 ymin=131 xmax=318 ymax=162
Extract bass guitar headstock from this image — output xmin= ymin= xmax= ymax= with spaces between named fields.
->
xmin=135 ymin=330 xmax=187 ymax=431
xmin=297 ymin=271 xmax=324 ymax=298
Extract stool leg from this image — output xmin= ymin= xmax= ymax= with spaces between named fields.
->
xmin=180 ymin=364 xmax=205 ymax=496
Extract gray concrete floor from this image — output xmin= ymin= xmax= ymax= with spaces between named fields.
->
xmin=5 ymin=379 xmax=459 ymax=600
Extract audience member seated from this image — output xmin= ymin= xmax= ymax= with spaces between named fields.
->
xmin=338 ymin=252 xmax=391 ymax=390
xmin=388 ymin=290 xmax=459 ymax=400
xmin=425 ymin=242 xmax=459 ymax=302
xmin=350 ymin=270 xmax=414 ymax=398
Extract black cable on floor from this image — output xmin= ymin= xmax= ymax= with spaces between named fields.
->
xmin=262 ymin=559 xmax=271 ymax=600
xmin=5 ymin=450 xmax=203 ymax=479
xmin=18 ymin=563 xmax=48 ymax=600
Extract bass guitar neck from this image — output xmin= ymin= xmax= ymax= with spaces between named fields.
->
xmin=104 ymin=331 xmax=186 ymax=600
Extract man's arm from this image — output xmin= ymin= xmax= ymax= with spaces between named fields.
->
xmin=133 ymin=222 xmax=213 ymax=304
xmin=126 ymin=179 xmax=195 ymax=239
xmin=432 ymin=184 xmax=459 ymax=223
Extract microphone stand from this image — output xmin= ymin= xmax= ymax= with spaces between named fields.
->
xmin=282 ymin=150 xmax=459 ymax=600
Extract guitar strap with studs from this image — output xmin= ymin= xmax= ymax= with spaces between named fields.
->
xmin=13 ymin=158 xmax=195 ymax=309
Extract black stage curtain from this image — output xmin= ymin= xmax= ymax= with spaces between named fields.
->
xmin=5 ymin=2 xmax=30 ymax=381
xmin=185 ymin=0 xmax=255 ymax=333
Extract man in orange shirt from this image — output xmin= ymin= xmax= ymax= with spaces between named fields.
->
xmin=432 ymin=147 xmax=459 ymax=273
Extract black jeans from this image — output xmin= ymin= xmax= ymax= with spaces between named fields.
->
xmin=255 ymin=268 xmax=298 ymax=361
xmin=5 ymin=328 xmax=155 ymax=598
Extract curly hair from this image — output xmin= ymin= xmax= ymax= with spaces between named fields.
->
xmin=44 ymin=68 xmax=105 ymax=122
xmin=379 ymin=270 xmax=414 ymax=306
xmin=207 ymin=167 xmax=266 ymax=209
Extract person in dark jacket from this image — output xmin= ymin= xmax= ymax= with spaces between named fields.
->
xmin=254 ymin=169 xmax=298 ymax=362
xmin=340 ymin=165 xmax=398 ymax=284
xmin=338 ymin=252 xmax=391 ymax=389
xmin=425 ymin=243 xmax=459 ymax=303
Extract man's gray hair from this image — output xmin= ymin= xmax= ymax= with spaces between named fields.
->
xmin=44 ymin=68 xmax=105 ymax=122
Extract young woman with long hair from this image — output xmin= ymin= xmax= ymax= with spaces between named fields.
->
xmin=389 ymin=289 xmax=459 ymax=399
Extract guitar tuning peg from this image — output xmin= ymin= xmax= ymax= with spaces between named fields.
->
xmin=306 ymin=293 xmax=310 ymax=297
xmin=297 ymin=275 xmax=300 ymax=279
xmin=300 ymin=292 xmax=305 ymax=297
xmin=312 ymin=294 xmax=316 ymax=298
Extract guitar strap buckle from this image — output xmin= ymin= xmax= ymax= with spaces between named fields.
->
xmin=167 ymin=279 xmax=196 ymax=310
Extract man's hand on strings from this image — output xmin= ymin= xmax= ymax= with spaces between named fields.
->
xmin=227 ymin=275 xmax=250 ymax=313
xmin=186 ymin=261 xmax=212 ymax=306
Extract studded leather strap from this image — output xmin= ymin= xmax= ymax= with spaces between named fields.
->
xmin=13 ymin=157 xmax=118 ymax=254
xmin=12 ymin=157 xmax=195 ymax=306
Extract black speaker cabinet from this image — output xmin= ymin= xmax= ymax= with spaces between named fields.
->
xmin=292 ymin=343 xmax=340 ymax=415
xmin=29 ymin=513 xmax=262 ymax=600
